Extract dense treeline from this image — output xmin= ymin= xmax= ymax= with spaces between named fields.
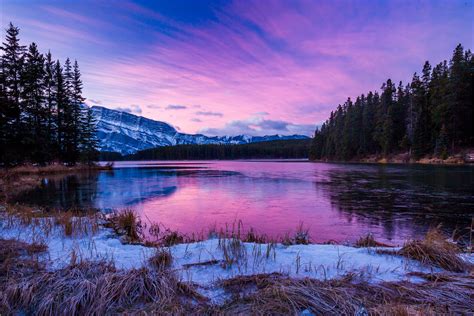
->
xmin=0 ymin=23 xmax=98 ymax=166
xmin=310 ymin=44 xmax=473 ymax=161
xmin=122 ymin=139 xmax=310 ymax=160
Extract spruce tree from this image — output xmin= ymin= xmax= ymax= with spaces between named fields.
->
xmin=54 ymin=60 xmax=67 ymax=160
xmin=44 ymin=51 xmax=57 ymax=154
xmin=1 ymin=23 xmax=25 ymax=163
xmin=21 ymin=42 xmax=48 ymax=162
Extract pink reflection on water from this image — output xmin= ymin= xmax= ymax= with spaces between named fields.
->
xmin=122 ymin=161 xmax=415 ymax=244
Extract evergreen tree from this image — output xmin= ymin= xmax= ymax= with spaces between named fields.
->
xmin=310 ymin=43 xmax=472 ymax=162
xmin=80 ymin=107 xmax=99 ymax=163
xmin=21 ymin=42 xmax=48 ymax=162
xmin=447 ymin=44 xmax=472 ymax=149
xmin=71 ymin=60 xmax=85 ymax=161
xmin=0 ymin=22 xmax=99 ymax=166
xmin=53 ymin=60 xmax=67 ymax=160
xmin=44 ymin=51 xmax=57 ymax=154
xmin=0 ymin=23 xmax=26 ymax=163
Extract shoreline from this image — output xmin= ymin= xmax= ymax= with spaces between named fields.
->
xmin=1 ymin=207 xmax=473 ymax=313
xmin=311 ymin=156 xmax=472 ymax=166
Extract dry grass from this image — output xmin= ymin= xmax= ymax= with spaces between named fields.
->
xmin=219 ymin=237 xmax=246 ymax=269
xmin=2 ymin=204 xmax=102 ymax=240
xmin=396 ymin=228 xmax=470 ymax=272
xmin=0 ymin=238 xmax=47 ymax=282
xmin=217 ymin=272 xmax=474 ymax=315
xmin=149 ymin=247 xmax=173 ymax=270
xmin=282 ymin=222 xmax=311 ymax=246
xmin=355 ymin=233 xmax=393 ymax=248
xmin=159 ymin=228 xmax=186 ymax=246
xmin=242 ymin=228 xmax=269 ymax=244
xmin=1 ymin=236 xmax=473 ymax=314
xmin=0 ymin=238 xmax=204 ymax=315
xmin=0 ymin=261 xmax=203 ymax=314
xmin=107 ymin=208 xmax=143 ymax=243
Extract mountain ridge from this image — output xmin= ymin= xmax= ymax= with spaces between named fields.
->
xmin=91 ymin=106 xmax=309 ymax=155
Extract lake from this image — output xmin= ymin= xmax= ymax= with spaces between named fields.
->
xmin=16 ymin=160 xmax=474 ymax=244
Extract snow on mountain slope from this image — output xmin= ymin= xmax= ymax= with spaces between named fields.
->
xmin=91 ymin=106 xmax=309 ymax=155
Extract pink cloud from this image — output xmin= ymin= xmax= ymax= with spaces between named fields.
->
xmin=8 ymin=0 xmax=465 ymax=136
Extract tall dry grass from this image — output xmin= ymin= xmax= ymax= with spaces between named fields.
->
xmin=0 ymin=239 xmax=203 ymax=315
xmin=217 ymin=272 xmax=474 ymax=315
xmin=397 ymin=228 xmax=470 ymax=272
xmin=107 ymin=208 xmax=144 ymax=243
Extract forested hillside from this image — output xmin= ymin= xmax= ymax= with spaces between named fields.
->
xmin=310 ymin=44 xmax=473 ymax=161
xmin=124 ymin=139 xmax=310 ymax=160
xmin=0 ymin=23 xmax=98 ymax=165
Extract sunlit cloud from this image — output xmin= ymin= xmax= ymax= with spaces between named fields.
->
xmin=201 ymin=115 xmax=316 ymax=136
xmin=115 ymin=104 xmax=142 ymax=114
xmin=195 ymin=111 xmax=223 ymax=117
xmin=166 ymin=104 xmax=187 ymax=110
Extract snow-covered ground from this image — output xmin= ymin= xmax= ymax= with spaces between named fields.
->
xmin=2 ymin=215 xmax=458 ymax=290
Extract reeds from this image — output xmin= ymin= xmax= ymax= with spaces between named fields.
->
xmin=107 ymin=208 xmax=143 ymax=243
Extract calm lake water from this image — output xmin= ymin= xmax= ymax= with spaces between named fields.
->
xmin=16 ymin=160 xmax=474 ymax=244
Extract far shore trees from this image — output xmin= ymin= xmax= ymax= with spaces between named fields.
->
xmin=310 ymin=44 xmax=473 ymax=161
xmin=0 ymin=23 xmax=98 ymax=165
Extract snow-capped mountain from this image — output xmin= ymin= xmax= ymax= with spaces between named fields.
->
xmin=91 ymin=106 xmax=309 ymax=155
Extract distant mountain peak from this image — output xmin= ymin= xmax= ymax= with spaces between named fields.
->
xmin=92 ymin=106 xmax=309 ymax=155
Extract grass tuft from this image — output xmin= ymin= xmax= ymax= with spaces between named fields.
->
xmin=397 ymin=228 xmax=469 ymax=272
xmin=149 ymin=247 xmax=173 ymax=269
xmin=355 ymin=233 xmax=392 ymax=248
xmin=108 ymin=209 xmax=143 ymax=243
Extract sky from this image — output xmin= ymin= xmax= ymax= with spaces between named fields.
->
xmin=1 ymin=0 xmax=472 ymax=136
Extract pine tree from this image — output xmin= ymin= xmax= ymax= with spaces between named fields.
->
xmin=80 ymin=107 xmax=98 ymax=163
xmin=1 ymin=23 xmax=26 ymax=163
xmin=310 ymin=43 xmax=473 ymax=162
xmin=447 ymin=44 xmax=471 ymax=149
xmin=1 ymin=22 xmax=99 ymax=165
xmin=434 ymin=125 xmax=449 ymax=159
xmin=21 ymin=42 xmax=48 ymax=162
xmin=54 ymin=60 xmax=67 ymax=160
xmin=72 ymin=60 xmax=85 ymax=159
xmin=61 ymin=58 xmax=77 ymax=163
xmin=44 ymin=51 xmax=57 ymax=154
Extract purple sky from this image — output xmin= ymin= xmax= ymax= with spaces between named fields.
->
xmin=2 ymin=0 xmax=472 ymax=136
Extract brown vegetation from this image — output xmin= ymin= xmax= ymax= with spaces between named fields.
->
xmin=1 ymin=223 xmax=473 ymax=314
xmin=355 ymin=233 xmax=393 ymax=248
xmin=217 ymin=272 xmax=473 ymax=315
xmin=107 ymin=208 xmax=143 ymax=243
xmin=2 ymin=204 xmax=101 ymax=239
xmin=1 ymin=259 xmax=202 ymax=314
xmin=397 ymin=228 xmax=470 ymax=272
xmin=149 ymin=247 xmax=173 ymax=270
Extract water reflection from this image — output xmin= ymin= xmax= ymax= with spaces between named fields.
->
xmin=317 ymin=164 xmax=474 ymax=239
xmin=14 ymin=161 xmax=474 ymax=243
